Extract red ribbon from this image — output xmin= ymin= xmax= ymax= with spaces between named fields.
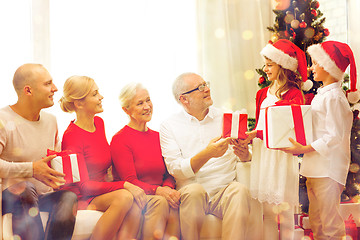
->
xmin=47 ymin=149 xmax=72 ymax=157
xmin=299 ymin=213 xmax=309 ymax=228
xmin=291 ymin=105 xmax=306 ymax=146
xmin=47 ymin=149 xmax=75 ymax=183
xmin=265 ymin=104 xmax=307 ymax=148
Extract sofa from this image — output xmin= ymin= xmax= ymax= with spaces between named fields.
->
xmin=1 ymin=162 xmax=251 ymax=240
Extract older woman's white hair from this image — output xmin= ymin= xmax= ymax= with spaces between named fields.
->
xmin=119 ymin=82 xmax=146 ymax=108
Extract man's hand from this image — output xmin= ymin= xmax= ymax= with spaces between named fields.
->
xmin=33 ymin=155 xmax=66 ymax=189
xmin=206 ymin=136 xmax=231 ymax=158
xmin=156 ymin=186 xmax=181 ymax=209
xmin=279 ymin=138 xmax=314 ymax=155
xmin=230 ymin=138 xmax=251 ymax=161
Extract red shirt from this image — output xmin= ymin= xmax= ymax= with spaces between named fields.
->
xmin=62 ymin=116 xmax=125 ymax=208
xmin=111 ymin=125 xmax=175 ymax=195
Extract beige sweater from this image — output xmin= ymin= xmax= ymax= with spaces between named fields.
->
xmin=0 ymin=106 xmax=60 ymax=194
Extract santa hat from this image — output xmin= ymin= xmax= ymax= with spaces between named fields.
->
xmin=260 ymin=39 xmax=311 ymax=90
xmin=307 ymin=41 xmax=360 ymax=103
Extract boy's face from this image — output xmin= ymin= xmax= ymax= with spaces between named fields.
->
xmin=310 ymin=59 xmax=331 ymax=82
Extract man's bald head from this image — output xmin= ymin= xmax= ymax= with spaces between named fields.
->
xmin=13 ymin=63 xmax=47 ymax=95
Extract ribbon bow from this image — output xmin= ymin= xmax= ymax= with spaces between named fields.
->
xmin=47 ymin=149 xmax=73 ymax=157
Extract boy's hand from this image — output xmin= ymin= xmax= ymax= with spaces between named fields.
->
xmin=279 ymin=138 xmax=314 ymax=155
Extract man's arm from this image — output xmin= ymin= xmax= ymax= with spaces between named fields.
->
xmin=160 ymin=122 xmax=231 ymax=179
xmin=190 ymin=136 xmax=231 ymax=173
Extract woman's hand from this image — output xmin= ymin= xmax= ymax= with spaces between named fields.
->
xmin=155 ymin=186 xmax=181 ymax=209
xmin=124 ymin=182 xmax=147 ymax=209
xmin=244 ymin=130 xmax=257 ymax=143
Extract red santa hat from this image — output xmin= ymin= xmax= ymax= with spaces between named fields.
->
xmin=307 ymin=41 xmax=360 ymax=103
xmin=260 ymin=39 xmax=311 ymax=90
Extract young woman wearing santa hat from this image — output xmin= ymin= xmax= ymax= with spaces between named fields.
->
xmin=245 ymin=39 xmax=309 ymax=240
xmin=282 ymin=41 xmax=357 ymax=239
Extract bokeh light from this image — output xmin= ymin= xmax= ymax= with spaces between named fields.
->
xmin=244 ymin=70 xmax=255 ymax=80
xmin=304 ymin=28 xmax=315 ymax=38
xmin=349 ymin=163 xmax=360 ymax=173
xmin=215 ymin=28 xmax=225 ymax=39
xmin=242 ymin=30 xmax=253 ymax=40
xmin=29 ymin=207 xmax=39 ymax=217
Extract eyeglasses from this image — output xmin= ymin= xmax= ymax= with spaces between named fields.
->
xmin=181 ymin=82 xmax=210 ymax=95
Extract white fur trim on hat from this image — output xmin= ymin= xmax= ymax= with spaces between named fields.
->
xmin=302 ymin=79 xmax=313 ymax=91
xmin=348 ymin=91 xmax=360 ymax=104
xmin=307 ymin=44 xmax=345 ymax=81
xmin=260 ymin=44 xmax=298 ymax=72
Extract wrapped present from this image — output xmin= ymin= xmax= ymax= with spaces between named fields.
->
xmin=222 ymin=110 xmax=248 ymax=139
xmin=297 ymin=214 xmax=311 ymax=230
xmin=340 ymin=202 xmax=360 ymax=227
xmin=47 ymin=149 xmax=88 ymax=184
xmin=264 ymin=105 xmax=312 ymax=148
xmin=345 ymin=214 xmax=358 ymax=240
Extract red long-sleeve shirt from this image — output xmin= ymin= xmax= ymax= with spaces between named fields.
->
xmin=110 ymin=125 xmax=175 ymax=195
xmin=61 ymin=116 xmax=125 ymax=208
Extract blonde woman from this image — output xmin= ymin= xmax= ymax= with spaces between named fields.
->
xmin=60 ymin=76 xmax=143 ymax=240
xmin=110 ymin=83 xmax=180 ymax=240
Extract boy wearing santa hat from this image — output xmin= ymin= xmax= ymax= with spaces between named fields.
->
xmin=282 ymin=41 xmax=358 ymax=239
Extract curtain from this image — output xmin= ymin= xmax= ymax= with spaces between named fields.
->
xmin=196 ymin=0 xmax=273 ymax=117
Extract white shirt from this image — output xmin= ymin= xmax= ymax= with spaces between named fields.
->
xmin=0 ymin=106 xmax=60 ymax=193
xmin=300 ymin=82 xmax=352 ymax=185
xmin=160 ymin=106 xmax=238 ymax=198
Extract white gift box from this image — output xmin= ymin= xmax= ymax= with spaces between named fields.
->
xmin=264 ymin=105 xmax=312 ymax=148
xmin=50 ymin=154 xmax=81 ymax=183
xmin=340 ymin=203 xmax=360 ymax=227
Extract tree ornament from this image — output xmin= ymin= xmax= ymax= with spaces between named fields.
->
xmin=292 ymin=0 xmax=297 ymax=7
xmin=271 ymin=34 xmax=278 ymax=43
xmin=299 ymin=21 xmax=307 ymax=28
xmin=291 ymin=19 xmax=300 ymax=29
xmin=300 ymin=13 xmax=305 ymax=21
xmin=259 ymin=76 xmax=265 ymax=84
xmin=311 ymin=1 xmax=320 ymax=9
xmin=323 ymin=28 xmax=330 ymax=36
xmin=311 ymin=9 xmax=318 ymax=17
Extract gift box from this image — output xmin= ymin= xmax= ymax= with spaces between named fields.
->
xmin=340 ymin=203 xmax=360 ymax=227
xmin=47 ymin=149 xmax=88 ymax=184
xmin=222 ymin=111 xmax=248 ymax=139
xmin=264 ymin=105 xmax=312 ymax=148
xmin=345 ymin=214 xmax=358 ymax=240
xmin=297 ymin=214 xmax=311 ymax=230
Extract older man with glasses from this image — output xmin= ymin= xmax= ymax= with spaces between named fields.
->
xmin=159 ymin=72 xmax=262 ymax=240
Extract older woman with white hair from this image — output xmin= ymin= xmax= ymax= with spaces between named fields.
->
xmin=110 ymin=82 xmax=180 ymax=240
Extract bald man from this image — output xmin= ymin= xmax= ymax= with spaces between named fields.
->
xmin=0 ymin=64 xmax=77 ymax=240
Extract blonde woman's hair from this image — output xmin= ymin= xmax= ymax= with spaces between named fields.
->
xmin=119 ymin=82 xmax=146 ymax=108
xmin=60 ymin=75 xmax=95 ymax=113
